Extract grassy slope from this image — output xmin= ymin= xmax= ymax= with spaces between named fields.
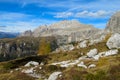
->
xmin=0 ymin=39 xmax=120 ymax=80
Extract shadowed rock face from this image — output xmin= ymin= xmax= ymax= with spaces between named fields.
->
xmin=0 ymin=38 xmax=39 ymax=62
xmin=0 ymin=37 xmax=58 ymax=62
xmin=106 ymin=11 xmax=120 ymax=33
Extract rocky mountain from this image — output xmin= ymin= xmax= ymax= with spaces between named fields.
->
xmin=0 ymin=32 xmax=19 ymax=38
xmin=21 ymin=20 xmax=99 ymax=37
xmin=0 ymin=12 xmax=120 ymax=80
xmin=21 ymin=20 xmax=101 ymax=44
xmin=106 ymin=11 xmax=120 ymax=33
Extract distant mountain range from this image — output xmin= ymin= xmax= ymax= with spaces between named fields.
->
xmin=0 ymin=32 xmax=19 ymax=38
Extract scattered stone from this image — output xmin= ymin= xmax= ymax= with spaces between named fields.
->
xmin=39 ymin=67 xmax=42 ymax=69
xmin=87 ymin=49 xmax=98 ymax=57
xmin=40 ymin=62 xmax=44 ymax=66
xmin=24 ymin=61 xmax=39 ymax=67
xmin=93 ymin=55 xmax=100 ymax=60
xmin=106 ymin=33 xmax=120 ymax=49
xmin=77 ymin=40 xmax=87 ymax=48
xmin=78 ymin=56 xmax=87 ymax=61
xmin=48 ymin=72 xmax=62 ymax=80
xmin=22 ymin=68 xmax=34 ymax=74
xmin=88 ymin=64 xmax=96 ymax=68
xmin=10 ymin=70 xmax=13 ymax=73
xmin=103 ymin=49 xmax=118 ymax=57
xmin=77 ymin=61 xmax=87 ymax=69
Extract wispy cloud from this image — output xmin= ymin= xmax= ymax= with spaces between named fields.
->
xmin=75 ymin=10 xmax=112 ymax=18
xmin=0 ymin=12 xmax=32 ymax=20
xmin=54 ymin=10 xmax=112 ymax=18
xmin=54 ymin=12 xmax=73 ymax=18
xmin=0 ymin=12 xmax=57 ymax=32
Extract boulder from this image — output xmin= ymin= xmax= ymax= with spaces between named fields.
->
xmin=48 ymin=72 xmax=62 ymax=80
xmin=77 ymin=40 xmax=87 ymax=48
xmin=24 ymin=61 xmax=39 ymax=67
xmin=88 ymin=64 xmax=96 ymax=68
xmin=93 ymin=55 xmax=100 ymax=60
xmin=77 ymin=61 xmax=87 ymax=69
xmin=97 ymin=49 xmax=118 ymax=57
xmin=22 ymin=68 xmax=34 ymax=74
xmin=103 ymin=49 xmax=118 ymax=57
xmin=87 ymin=49 xmax=98 ymax=57
xmin=106 ymin=33 xmax=120 ymax=49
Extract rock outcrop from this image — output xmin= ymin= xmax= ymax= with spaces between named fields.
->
xmin=106 ymin=33 xmax=120 ymax=49
xmin=106 ymin=11 xmax=120 ymax=33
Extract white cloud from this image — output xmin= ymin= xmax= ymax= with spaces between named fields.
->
xmin=54 ymin=12 xmax=73 ymax=18
xmin=75 ymin=10 xmax=111 ymax=18
xmin=0 ymin=12 xmax=32 ymax=20
xmin=53 ymin=10 xmax=112 ymax=18
xmin=0 ymin=19 xmax=57 ymax=32
xmin=0 ymin=12 xmax=57 ymax=32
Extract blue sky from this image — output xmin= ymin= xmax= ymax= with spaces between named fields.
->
xmin=0 ymin=0 xmax=120 ymax=32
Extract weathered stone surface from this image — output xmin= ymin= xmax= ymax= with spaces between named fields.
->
xmin=55 ymin=44 xmax=74 ymax=52
xmin=48 ymin=72 xmax=62 ymax=80
xmin=24 ymin=61 xmax=39 ymax=67
xmin=22 ymin=68 xmax=34 ymax=74
xmin=98 ymin=49 xmax=118 ymax=57
xmin=21 ymin=20 xmax=100 ymax=44
xmin=77 ymin=61 xmax=87 ymax=69
xmin=88 ymin=64 xmax=96 ymax=68
xmin=106 ymin=33 xmax=120 ymax=49
xmin=106 ymin=11 xmax=120 ymax=33
xmin=77 ymin=40 xmax=87 ymax=48
xmin=87 ymin=49 xmax=98 ymax=57
xmin=103 ymin=49 xmax=118 ymax=57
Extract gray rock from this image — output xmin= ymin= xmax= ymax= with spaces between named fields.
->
xmin=98 ymin=49 xmax=118 ymax=57
xmin=77 ymin=40 xmax=87 ymax=48
xmin=24 ymin=61 xmax=39 ymax=67
xmin=103 ymin=49 xmax=118 ymax=57
xmin=88 ymin=64 xmax=96 ymax=68
xmin=48 ymin=72 xmax=62 ymax=80
xmin=77 ymin=61 xmax=87 ymax=69
xmin=87 ymin=49 xmax=98 ymax=57
xmin=106 ymin=33 xmax=120 ymax=49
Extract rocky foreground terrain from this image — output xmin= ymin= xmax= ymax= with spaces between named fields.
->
xmin=0 ymin=12 xmax=120 ymax=80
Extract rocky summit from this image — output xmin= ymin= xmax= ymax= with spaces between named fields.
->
xmin=21 ymin=20 xmax=99 ymax=37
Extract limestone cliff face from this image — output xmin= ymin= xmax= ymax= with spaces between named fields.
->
xmin=32 ymin=20 xmax=98 ymax=37
xmin=21 ymin=20 xmax=100 ymax=43
xmin=106 ymin=11 xmax=120 ymax=33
